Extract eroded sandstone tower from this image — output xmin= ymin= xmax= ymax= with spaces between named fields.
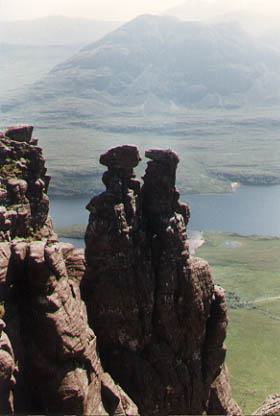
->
xmin=81 ymin=145 xmax=241 ymax=415
xmin=0 ymin=126 xmax=242 ymax=415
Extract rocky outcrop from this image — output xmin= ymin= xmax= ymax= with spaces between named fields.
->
xmin=82 ymin=145 xmax=242 ymax=415
xmin=1 ymin=240 xmax=137 ymax=415
xmin=0 ymin=128 xmax=137 ymax=415
xmin=0 ymin=127 xmax=243 ymax=415
xmin=0 ymin=125 xmax=53 ymax=241
xmin=3 ymin=125 xmax=35 ymax=144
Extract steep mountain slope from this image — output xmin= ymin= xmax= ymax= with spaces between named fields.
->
xmin=4 ymin=14 xmax=280 ymax=119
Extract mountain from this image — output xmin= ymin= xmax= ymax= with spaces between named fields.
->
xmin=0 ymin=16 xmax=121 ymax=46
xmin=4 ymin=14 xmax=280 ymax=120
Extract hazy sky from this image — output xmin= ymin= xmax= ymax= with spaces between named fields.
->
xmin=0 ymin=0 xmax=183 ymax=21
xmin=1 ymin=0 xmax=280 ymax=21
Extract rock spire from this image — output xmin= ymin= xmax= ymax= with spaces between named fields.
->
xmin=81 ymin=145 xmax=241 ymax=415
xmin=0 ymin=128 xmax=242 ymax=415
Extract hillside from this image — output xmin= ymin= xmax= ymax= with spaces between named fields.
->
xmin=196 ymin=232 xmax=280 ymax=413
xmin=3 ymin=14 xmax=280 ymax=119
xmin=2 ymin=14 xmax=280 ymax=198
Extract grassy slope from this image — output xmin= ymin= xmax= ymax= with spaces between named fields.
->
xmin=42 ymin=106 xmax=280 ymax=197
xmin=196 ymin=232 xmax=280 ymax=301
xmin=226 ymin=308 xmax=280 ymax=414
xmin=3 ymin=106 xmax=280 ymax=197
xmin=196 ymin=232 xmax=280 ymax=414
xmin=55 ymin=224 xmax=86 ymax=239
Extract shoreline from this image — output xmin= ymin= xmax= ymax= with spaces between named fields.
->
xmin=231 ymin=182 xmax=241 ymax=192
xmin=188 ymin=230 xmax=205 ymax=255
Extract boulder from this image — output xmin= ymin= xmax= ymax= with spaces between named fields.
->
xmin=3 ymin=125 xmax=34 ymax=143
xmin=100 ymin=145 xmax=141 ymax=169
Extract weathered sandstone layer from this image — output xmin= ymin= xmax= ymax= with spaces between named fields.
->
xmin=0 ymin=124 xmax=53 ymax=241
xmin=81 ymin=145 xmax=242 ymax=415
xmin=0 ymin=126 xmax=137 ymax=415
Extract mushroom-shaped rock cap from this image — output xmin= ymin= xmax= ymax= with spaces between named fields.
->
xmin=3 ymin=125 xmax=34 ymax=143
xmin=145 ymin=149 xmax=179 ymax=166
xmin=100 ymin=145 xmax=141 ymax=169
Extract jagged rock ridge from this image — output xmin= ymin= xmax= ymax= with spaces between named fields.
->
xmin=0 ymin=125 xmax=53 ymax=242
xmin=81 ymin=145 xmax=242 ymax=415
xmin=0 ymin=126 xmax=245 ymax=415
xmin=0 ymin=126 xmax=137 ymax=415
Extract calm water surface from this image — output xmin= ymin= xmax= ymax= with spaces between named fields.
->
xmin=183 ymin=184 xmax=280 ymax=236
xmin=49 ymin=185 xmax=280 ymax=241
xmin=49 ymin=196 xmax=90 ymax=228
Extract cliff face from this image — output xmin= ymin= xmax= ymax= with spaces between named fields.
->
xmin=81 ymin=145 xmax=241 ymax=415
xmin=0 ymin=127 xmax=137 ymax=415
xmin=0 ymin=125 xmax=53 ymax=241
xmin=0 ymin=126 xmax=241 ymax=415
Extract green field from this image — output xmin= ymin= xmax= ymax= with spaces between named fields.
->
xmin=55 ymin=224 xmax=86 ymax=239
xmin=226 ymin=308 xmax=280 ymax=414
xmin=34 ymin=107 xmax=280 ymax=197
xmin=196 ymin=232 xmax=280 ymax=414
